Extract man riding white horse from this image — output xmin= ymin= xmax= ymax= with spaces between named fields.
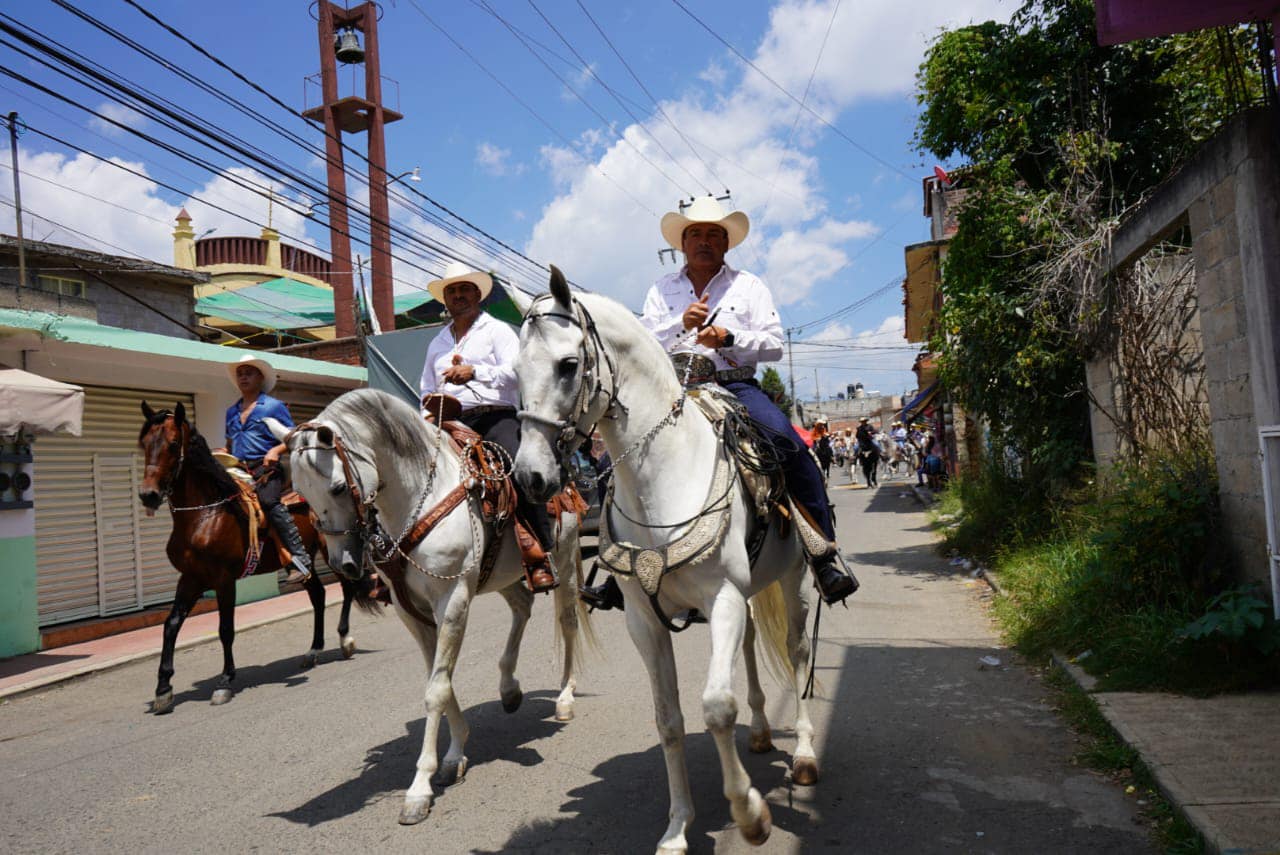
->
xmin=419 ymin=261 xmax=557 ymax=593
xmin=581 ymin=196 xmax=856 ymax=607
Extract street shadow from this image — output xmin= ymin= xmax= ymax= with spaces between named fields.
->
xmin=0 ymin=651 xmax=90 ymax=680
xmin=269 ymin=691 xmax=568 ymax=826
xmin=857 ymin=485 xmax=927 ymax=515
xmin=850 ymin=543 xmax=958 ymax=581
xmin=472 ymin=725 xmax=810 ymax=854
xmin=805 ymin=644 xmax=1152 ymax=853
xmin=163 ymin=645 xmax=383 ymax=712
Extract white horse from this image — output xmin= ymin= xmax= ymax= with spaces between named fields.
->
xmin=272 ymin=388 xmax=591 ymax=825
xmin=511 ymin=271 xmax=821 ymax=854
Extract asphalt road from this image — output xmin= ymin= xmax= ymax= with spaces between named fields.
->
xmin=0 ymin=470 xmax=1153 ymax=854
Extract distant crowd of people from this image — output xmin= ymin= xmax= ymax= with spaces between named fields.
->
xmin=811 ymin=416 xmax=946 ymax=490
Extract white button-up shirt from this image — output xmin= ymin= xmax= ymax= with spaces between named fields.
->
xmin=419 ymin=311 xmax=520 ymax=410
xmin=639 ymin=263 xmax=784 ymax=372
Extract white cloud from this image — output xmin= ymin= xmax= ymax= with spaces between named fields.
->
xmin=525 ymin=0 xmax=1008 ymax=310
xmin=87 ymin=101 xmax=148 ymax=138
xmin=476 ymin=142 xmax=524 ymax=177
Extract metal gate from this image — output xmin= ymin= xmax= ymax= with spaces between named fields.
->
xmin=1259 ymin=424 xmax=1280 ymax=620
xmin=34 ymin=386 xmax=195 ymax=626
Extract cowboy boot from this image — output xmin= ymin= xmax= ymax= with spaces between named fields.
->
xmin=267 ymin=504 xmax=312 ymax=585
xmin=578 ymin=563 xmax=625 ymax=611
xmin=513 ymin=520 xmax=557 ymax=593
xmin=811 ymin=553 xmax=858 ymax=605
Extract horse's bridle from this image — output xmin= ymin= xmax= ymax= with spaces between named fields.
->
xmin=517 ymin=294 xmax=619 ymax=472
xmin=287 ymin=422 xmax=383 ymax=546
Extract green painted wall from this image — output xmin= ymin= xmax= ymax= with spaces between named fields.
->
xmin=235 ymin=573 xmax=279 ymax=605
xmin=0 ymin=535 xmax=40 ymax=658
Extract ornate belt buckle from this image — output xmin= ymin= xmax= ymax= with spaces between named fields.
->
xmin=670 ymin=352 xmax=717 ymax=387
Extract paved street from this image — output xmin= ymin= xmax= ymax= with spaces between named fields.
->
xmin=0 ymin=472 xmax=1152 ymax=854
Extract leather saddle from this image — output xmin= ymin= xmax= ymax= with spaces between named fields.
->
xmin=220 ymin=460 xmax=309 ymax=569
xmin=436 ymin=419 xmax=589 ymax=575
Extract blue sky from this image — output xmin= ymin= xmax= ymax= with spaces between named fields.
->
xmin=1 ymin=0 xmax=1009 ymax=400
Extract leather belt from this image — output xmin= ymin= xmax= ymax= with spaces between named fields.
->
xmin=716 ymin=367 xmax=755 ymax=383
xmin=462 ymin=404 xmax=517 ymax=418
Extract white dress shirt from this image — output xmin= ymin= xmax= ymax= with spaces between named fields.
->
xmin=639 ymin=263 xmax=785 ymax=372
xmin=419 ymin=311 xmax=520 ymax=410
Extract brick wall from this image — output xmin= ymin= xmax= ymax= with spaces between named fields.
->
xmin=1190 ymin=176 xmax=1268 ymax=585
xmin=272 ymin=336 xmax=364 ymax=367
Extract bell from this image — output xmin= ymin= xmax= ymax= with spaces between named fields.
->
xmin=334 ymin=28 xmax=364 ymax=64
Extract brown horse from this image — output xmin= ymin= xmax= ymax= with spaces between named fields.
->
xmin=137 ymin=401 xmax=375 ymax=714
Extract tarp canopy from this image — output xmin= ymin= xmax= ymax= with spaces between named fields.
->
xmin=900 ymin=381 xmax=939 ymax=423
xmin=0 ymin=368 xmax=83 ymax=436
xmin=197 ymin=277 xmax=436 ymax=330
xmin=198 ymin=278 xmax=526 ymax=331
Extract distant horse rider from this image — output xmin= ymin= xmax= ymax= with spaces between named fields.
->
xmin=582 ymin=196 xmax=858 ymax=610
xmin=813 ymin=417 xmax=834 ymax=482
xmin=220 ymin=354 xmax=311 ymax=585
xmin=419 ymin=261 xmax=557 ymax=593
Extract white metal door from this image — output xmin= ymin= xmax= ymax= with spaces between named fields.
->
xmin=1259 ymin=425 xmax=1280 ymax=620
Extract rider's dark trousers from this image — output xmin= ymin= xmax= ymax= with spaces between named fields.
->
xmin=459 ymin=407 xmax=554 ymax=551
xmin=246 ymin=459 xmax=284 ymax=510
xmin=724 ymin=379 xmax=836 ymax=541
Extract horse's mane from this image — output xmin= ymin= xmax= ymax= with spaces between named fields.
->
xmin=554 ymin=292 xmax=682 ymax=388
xmin=320 ymin=388 xmax=435 ymax=468
xmin=139 ymin=409 xmax=241 ymax=496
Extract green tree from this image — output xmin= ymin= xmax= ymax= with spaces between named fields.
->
xmin=760 ymin=367 xmax=792 ymax=417
xmin=915 ymin=0 xmax=1260 ymax=483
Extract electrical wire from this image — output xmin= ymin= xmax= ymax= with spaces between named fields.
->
xmin=670 ymin=0 xmax=914 ymax=180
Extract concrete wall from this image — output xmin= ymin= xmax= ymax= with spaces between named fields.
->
xmin=1103 ymin=108 xmax=1280 ymax=588
xmin=0 ymin=508 xmax=39 ymax=659
xmin=87 ymin=279 xmax=196 ymax=340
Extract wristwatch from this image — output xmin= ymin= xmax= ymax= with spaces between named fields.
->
xmin=720 ymin=329 xmax=735 ymax=348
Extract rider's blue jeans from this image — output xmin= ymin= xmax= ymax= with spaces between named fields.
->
xmin=724 ymin=380 xmax=836 ymax=541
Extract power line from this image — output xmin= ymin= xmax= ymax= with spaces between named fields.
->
xmin=474 ymin=0 xmax=693 ymax=197
xmin=113 ymin=0 xmax=560 ymax=288
xmin=402 ymin=0 xmax=658 ymax=218
xmin=670 ymin=0 xmax=914 ymax=180
xmin=575 ymin=0 xmax=730 ymax=197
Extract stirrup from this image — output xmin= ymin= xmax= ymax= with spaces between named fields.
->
xmin=578 ymin=568 xmax=624 ymax=611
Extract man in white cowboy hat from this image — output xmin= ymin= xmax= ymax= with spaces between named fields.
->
xmin=419 ymin=260 xmax=557 ymax=593
xmin=221 ymin=354 xmax=312 ymax=584
xmin=586 ymin=196 xmax=857 ymax=608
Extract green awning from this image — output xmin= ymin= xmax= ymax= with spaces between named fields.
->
xmin=197 ymin=277 xmax=436 ymax=330
xmin=0 ymin=308 xmax=366 ymax=382
xmin=197 ymin=277 xmax=524 ymax=329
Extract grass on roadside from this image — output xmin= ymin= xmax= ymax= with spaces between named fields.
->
xmin=1043 ymin=664 xmax=1203 ymax=854
xmin=935 ymin=453 xmax=1280 ymax=694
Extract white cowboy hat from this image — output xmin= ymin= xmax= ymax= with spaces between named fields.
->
xmin=226 ymin=354 xmax=277 ymax=394
xmin=427 ymin=260 xmax=494 ymax=304
xmin=660 ymin=195 xmax=750 ymax=251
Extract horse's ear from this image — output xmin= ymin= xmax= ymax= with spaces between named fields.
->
xmin=141 ymin=400 xmax=156 ymax=421
xmin=174 ymin=402 xmax=186 ymax=424
xmin=549 ymin=264 xmax=572 ymax=309
xmin=508 ymin=286 xmax=535 ymax=319
xmin=264 ymin=417 xmax=291 ymax=443
xmin=316 ymin=425 xmax=334 ymax=447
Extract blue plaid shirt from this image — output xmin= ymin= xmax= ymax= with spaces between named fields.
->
xmin=225 ymin=393 xmax=294 ymax=461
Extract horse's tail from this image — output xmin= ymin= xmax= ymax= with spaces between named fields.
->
xmin=554 ymin=517 xmax=600 ymax=660
xmin=748 ymin=580 xmax=793 ymax=689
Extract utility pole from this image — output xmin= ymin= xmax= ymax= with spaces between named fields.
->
xmin=813 ymin=368 xmax=820 ymax=402
xmin=7 ymin=112 xmax=25 ymax=289
xmin=786 ymin=327 xmax=797 ymax=410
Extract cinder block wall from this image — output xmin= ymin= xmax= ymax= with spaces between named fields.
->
xmin=89 ymin=279 xmax=196 ymax=339
xmin=1191 ymin=168 xmax=1268 ymax=585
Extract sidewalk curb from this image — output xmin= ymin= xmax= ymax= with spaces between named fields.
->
xmin=0 ymin=599 xmax=342 ymax=703
xmin=1049 ymin=652 xmax=1228 ymax=855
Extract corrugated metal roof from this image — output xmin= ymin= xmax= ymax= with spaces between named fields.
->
xmin=0 ymin=308 xmax=366 ymax=383
xmin=197 ymin=277 xmax=436 ymax=330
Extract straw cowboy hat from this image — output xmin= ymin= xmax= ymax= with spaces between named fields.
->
xmin=226 ymin=354 xmax=277 ymax=394
xmin=428 ymin=260 xmax=494 ymax=304
xmin=660 ymin=195 xmax=750 ymax=251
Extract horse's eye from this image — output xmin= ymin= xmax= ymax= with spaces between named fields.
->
xmin=329 ymin=483 xmax=347 ymax=497
xmin=557 ymin=357 xmax=579 ymax=378
xmin=168 ymin=441 xmax=179 ymax=452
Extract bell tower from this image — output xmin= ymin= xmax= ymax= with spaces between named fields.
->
xmin=302 ymin=1 xmax=402 ymax=337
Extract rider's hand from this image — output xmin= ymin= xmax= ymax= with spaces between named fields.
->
xmin=681 ymin=291 xmax=710 ymax=330
xmin=442 ymin=363 xmax=475 ymax=384
xmin=695 ymin=325 xmax=727 ymax=348
xmin=263 ymin=447 xmax=281 ymax=466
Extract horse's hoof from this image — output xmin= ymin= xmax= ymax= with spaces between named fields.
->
xmin=748 ymin=730 xmax=774 ymax=754
xmin=340 ymin=636 xmax=356 ymax=659
xmin=554 ymin=702 xmax=574 ymax=722
xmin=301 ymin=651 xmax=318 ymax=670
xmin=501 ymin=687 xmax=523 ymax=714
xmin=210 ymin=687 xmax=233 ymax=706
xmin=398 ymin=796 xmax=432 ymax=825
xmin=739 ymin=792 xmax=772 ymax=846
xmin=151 ymin=691 xmax=174 ymax=715
xmin=792 ymin=755 xmax=820 ymax=786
